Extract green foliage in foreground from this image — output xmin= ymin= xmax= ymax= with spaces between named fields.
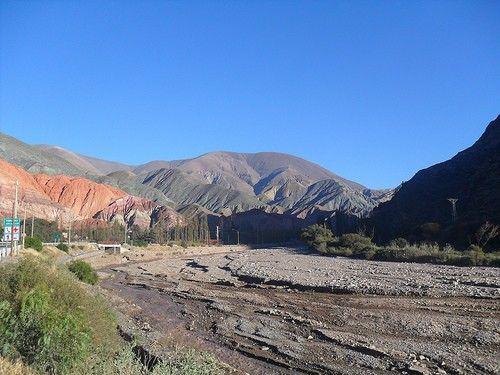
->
xmin=68 ymin=260 xmax=98 ymax=285
xmin=24 ymin=236 xmax=43 ymax=252
xmin=0 ymin=257 xmax=120 ymax=374
xmin=56 ymin=243 xmax=69 ymax=253
xmin=0 ymin=258 xmax=223 ymax=375
xmin=77 ymin=345 xmax=222 ymax=375
xmin=301 ymin=225 xmax=500 ymax=267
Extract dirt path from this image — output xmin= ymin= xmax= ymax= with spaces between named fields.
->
xmin=98 ymin=247 xmax=500 ymax=374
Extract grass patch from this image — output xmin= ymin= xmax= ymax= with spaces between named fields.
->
xmin=77 ymin=345 xmax=223 ymax=375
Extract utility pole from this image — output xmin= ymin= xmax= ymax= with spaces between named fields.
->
xmin=216 ymin=225 xmax=219 ymax=244
xmin=447 ymin=198 xmax=458 ymax=222
xmin=22 ymin=204 xmax=27 ymax=249
xmin=10 ymin=201 xmax=15 ymax=256
xmin=122 ymin=198 xmax=128 ymax=245
xmin=31 ymin=213 xmax=34 ymax=238
xmin=68 ymin=220 xmax=72 ymax=246
xmin=10 ymin=180 xmax=19 ymax=255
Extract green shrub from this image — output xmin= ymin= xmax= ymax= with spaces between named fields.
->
xmin=463 ymin=245 xmax=486 ymax=266
xmin=68 ymin=260 xmax=98 ymax=285
xmin=0 ymin=257 xmax=119 ymax=374
xmin=326 ymin=247 xmax=353 ymax=257
xmin=389 ymin=237 xmax=409 ymax=249
xmin=24 ymin=237 xmax=43 ymax=252
xmin=352 ymin=245 xmax=379 ymax=260
xmin=301 ymin=225 xmax=335 ymax=253
xmin=302 ymin=224 xmax=500 ymax=267
xmin=180 ymin=240 xmax=188 ymax=249
xmin=337 ymin=233 xmax=373 ymax=250
xmin=154 ymin=348 xmax=222 ymax=375
xmin=484 ymin=251 xmax=500 ymax=267
xmin=56 ymin=243 xmax=69 ymax=253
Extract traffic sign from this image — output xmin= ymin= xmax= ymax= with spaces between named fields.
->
xmin=2 ymin=218 xmax=21 ymax=241
xmin=3 ymin=218 xmax=21 ymax=227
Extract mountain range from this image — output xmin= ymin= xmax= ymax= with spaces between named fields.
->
xmin=1 ymin=134 xmax=388 ymax=220
xmin=1 ymin=115 xmax=498 ymax=246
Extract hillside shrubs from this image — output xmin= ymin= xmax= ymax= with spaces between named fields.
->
xmin=24 ymin=236 xmax=43 ymax=252
xmin=68 ymin=260 xmax=98 ymax=285
xmin=300 ymin=225 xmax=500 ymax=267
xmin=56 ymin=243 xmax=69 ymax=253
xmin=0 ymin=257 xmax=120 ymax=374
xmin=0 ymin=257 xmax=224 ymax=375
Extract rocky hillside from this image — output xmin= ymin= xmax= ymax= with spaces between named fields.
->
xmin=33 ymin=174 xmax=126 ymax=218
xmin=372 ymin=115 xmax=500 ymax=243
xmin=0 ymin=133 xmax=86 ymax=176
xmin=0 ymin=158 xmax=73 ymax=221
xmin=35 ymin=145 xmax=133 ymax=175
xmin=0 ymin=158 xmax=175 ymax=229
xmin=128 ymin=152 xmax=386 ymax=216
xmin=3 ymin=133 xmax=389 ymax=218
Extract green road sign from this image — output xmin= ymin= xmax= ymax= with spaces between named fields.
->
xmin=3 ymin=218 xmax=21 ymax=227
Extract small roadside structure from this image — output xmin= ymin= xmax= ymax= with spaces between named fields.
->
xmin=98 ymin=243 xmax=123 ymax=255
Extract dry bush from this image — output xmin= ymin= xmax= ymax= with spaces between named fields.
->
xmin=475 ymin=222 xmax=499 ymax=248
xmin=0 ymin=356 xmax=36 ymax=375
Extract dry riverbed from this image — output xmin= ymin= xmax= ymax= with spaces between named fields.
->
xmin=93 ymin=246 xmax=500 ymax=374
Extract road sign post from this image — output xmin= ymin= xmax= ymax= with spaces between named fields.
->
xmin=3 ymin=218 xmax=21 ymax=252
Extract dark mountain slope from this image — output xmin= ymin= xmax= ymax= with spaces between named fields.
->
xmin=372 ymin=115 xmax=500 ymax=242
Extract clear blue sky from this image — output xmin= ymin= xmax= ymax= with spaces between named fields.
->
xmin=1 ymin=1 xmax=498 ymax=188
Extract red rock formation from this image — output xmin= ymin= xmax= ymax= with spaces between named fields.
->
xmin=0 ymin=158 xmax=71 ymax=221
xmin=0 ymin=158 xmax=185 ymax=230
xmin=0 ymin=158 xmax=127 ymax=223
xmin=34 ymin=174 xmax=126 ymax=218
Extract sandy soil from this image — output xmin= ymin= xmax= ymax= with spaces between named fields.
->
xmin=94 ymin=246 xmax=499 ymax=375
